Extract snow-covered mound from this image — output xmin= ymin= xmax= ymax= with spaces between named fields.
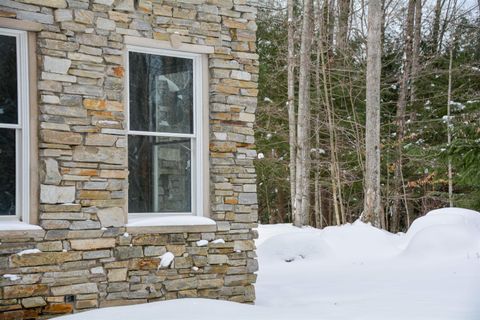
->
xmin=257 ymin=207 xmax=480 ymax=262
xmin=258 ymin=231 xmax=333 ymax=263
xmin=401 ymin=208 xmax=480 ymax=259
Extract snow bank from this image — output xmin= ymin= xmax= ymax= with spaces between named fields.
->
xmin=258 ymin=207 xmax=480 ymax=263
xmin=401 ymin=208 xmax=480 ymax=259
xmin=258 ymin=232 xmax=333 ymax=263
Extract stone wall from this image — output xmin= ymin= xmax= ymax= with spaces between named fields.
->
xmin=0 ymin=0 xmax=259 ymax=318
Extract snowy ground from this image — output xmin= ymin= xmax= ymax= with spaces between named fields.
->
xmin=59 ymin=208 xmax=480 ymax=320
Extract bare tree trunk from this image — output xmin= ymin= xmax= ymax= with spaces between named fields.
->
xmin=337 ymin=0 xmax=350 ymax=55
xmin=410 ymin=0 xmax=422 ymax=104
xmin=294 ymin=0 xmax=313 ymax=227
xmin=314 ymin=115 xmax=322 ymax=228
xmin=363 ymin=0 xmax=384 ymax=228
xmin=318 ymin=23 xmax=341 ymax=226
xmin=447 ymin=46 xmax=453 ymax=207
xmin=431 ymin=0 xmax=445 ymax=55
xmin=392 ymin=0 xmax=415 ymax=233
xmin=287 ymin=0 xmax=297 ymax=222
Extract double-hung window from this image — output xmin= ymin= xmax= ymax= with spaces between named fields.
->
xmin=127 ymin=46 xmax=204 ymax=217
xmin=0 ymin=28 xmax=29 ymax=222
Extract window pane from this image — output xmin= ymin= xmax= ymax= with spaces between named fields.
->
xmin=129 ymin=52 xmax=193 ymax=134
xmin=0 ymin=35 xmax=18 ymax=125
xmin=0 ymin=129 xmax=16 ymax=215
xmin=129 ymin=136 xmax=192 ymax=213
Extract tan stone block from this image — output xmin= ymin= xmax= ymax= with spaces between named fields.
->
xmin=166 ymin=244 xmax=186 ymax=256
xmin=78 ymin=190 xmax=111 ymax=200
xmin=85 ymin=134 xmax=117 ymax=146
xmin=153 ymin=4 xmax=172 ymax=16
xmin=10 ymin=252 xmax=82 ymax=267
xmin=108 ymin=10 xmax=129 ymax=22
xmin=3 ymin=284 xmax=49 ymax=299
xmin=107 ymin=268 xmax=127 ymax=282
xmin=40 ymin=130 xmax=82 ymax=145
xmin=70 ymin=238 xmax=116 ymax=250
xmin=99 ymin=169 xmax=128 ymax=178
xmin=75 ymin=299 xmax=98 ymax=309
xmin=173 ymin=8 xmax=196 ymax=19
xmin=21 ymin=296 xmax=47 ymax=308
xmin=210 ymin=142 xmax=237 ymax=152
xmin=51 ymin=283 xmax=98 ymax=296
xmin=22 ymin=0 xmax=67 ymax=8
xmin=132 ymin=234 xmax=168 ymax=246
xmin=223 ymin=18 xmax=247 ymax=29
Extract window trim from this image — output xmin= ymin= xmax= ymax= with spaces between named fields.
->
xmin=0 ymin=27 xmax=30 ymax=223
xmin=125 ymin=45 xmax=205 ymax=218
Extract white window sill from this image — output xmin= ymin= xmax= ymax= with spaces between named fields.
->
xmin=0 ymin=220 xmax=45 ymax=237
xmin=0 ymin=220 xmax=42 ymax=231
xmin=126 ymin=215 xmax=217 ymax=234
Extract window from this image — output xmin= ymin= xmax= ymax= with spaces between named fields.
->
xmin=0 ymin=28 xmax=29 ymax=222
xmin=126 ymin=46 xmax=204 ymax=216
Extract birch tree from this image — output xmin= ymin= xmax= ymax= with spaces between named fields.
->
xmin=294 ymin=0 xmax=313 ymax=227
xmin=363 ymin=0 xmax=384 ymax=228
xmin=287 ymin=0 xmax=297 ymax=222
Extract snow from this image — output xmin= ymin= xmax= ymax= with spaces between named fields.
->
xmin=127 ymin=216 xmax=216 ymax=227
xmin=3 ymin=274 xmax=21 ymax=281
xmin=158 ymin=252 xmax=175 ymax=269
xmin=212 ymin=239 xmax=225 ymax=244
xmin=196 ymin=239 xmax=209 ymax=247
xmin=16 ymin=249 xmax=41 ymax=256
xmin=58 ymin=207 xmax=480 ymax=320
xmin=0 ymin=220 xmax=42 ymax=231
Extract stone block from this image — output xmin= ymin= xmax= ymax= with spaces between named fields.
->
xmin=164 ymin=277 xmax=197 ymax=291
xmin=40 ymin=158 xmax=62 ymax=185
xmin=22 ymin=296 xmax=47 ymax=308
xmin=107 ymin=268 xmax=127 ymax=282
xmin=10 ymin=252 xmax=82 ymax=267
xmin=22 ymin=0 xmax=67 ymax=8
xmin=73 ymin=146 xmax=125 ymax=165
xmin=40 ymin=185 xmax=75 ymax=204
xmin=40 ymin=130 xmax=82 ymax=145
xmin=51 ymin=283 xmax=98 ymax=295
xmin=70 ymin=238 xmax=116 ymax=250
xmin=43 ymin=56 xmax=71 ymax=74
xmin=115 ymin=246 xmax=143 ymax=259
xmin=3 ymin=284 xmax=49 ymax=299
xmin=97 ymin=207 xmax=125 ymax=227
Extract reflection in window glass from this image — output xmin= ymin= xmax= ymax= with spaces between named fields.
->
xmin=128 ymin=136 xmax=191 ymax=213
xmin=0 ymin=129 xmax=16 ymax=215
xmin=129 ymin=52 xmax=193 ymax=134
xmin=0 ymin=35 xmax=18 ymax=125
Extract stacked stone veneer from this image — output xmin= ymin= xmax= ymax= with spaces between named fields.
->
xmin=0 ymin=0 xmax=259 ymax=318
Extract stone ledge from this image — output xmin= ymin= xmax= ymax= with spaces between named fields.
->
xmin=126 ymin=216 xmax=217 ymax=234
xmin=0 ymin=220 xmax=45 ymax=238
xmin=0 ymin=17 xmax=43 ymax=31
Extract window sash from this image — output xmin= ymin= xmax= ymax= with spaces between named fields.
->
xmin=126 ymin=46 xmax=203 ymax=217
xmin=0 ymin=28 xmax=29 ymax=222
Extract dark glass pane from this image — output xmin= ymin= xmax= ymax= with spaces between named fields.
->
xmin=129 ymin=52 xmax=193 ymax=134
xmin=0 ymin=35 xmax=18 ymax=124
xmin=129 ymin=136 xmax=192 ymax=213
xmin=0 ymin=129 xmax=16 ymax=215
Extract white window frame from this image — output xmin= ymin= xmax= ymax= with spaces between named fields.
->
xmin=0 ymin=28 xmax=30 ymax=223
xmin=125 ymin=45 xmax=204 ymax=218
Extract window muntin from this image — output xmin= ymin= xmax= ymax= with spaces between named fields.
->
xmin=0 ymin=28 xmax=29 ymax=221
xmin=127 ymin=47 xmax=202 ymax=216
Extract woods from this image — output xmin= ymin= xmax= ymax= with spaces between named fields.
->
xmin=255 ymin=0 xmax=480 ymax=231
